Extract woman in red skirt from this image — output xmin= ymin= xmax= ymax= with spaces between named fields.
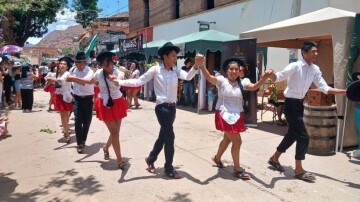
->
xmin=46 ymin=58 xmax=73 ymax=143
xmin=44 ymin=62 xmax=58 ymax=111
xmin=124 ymin=61 xmax=142 ymax=108
xmin=198 ymin=56 xmax=272 ymax=180
xmin=68 ymin=52 xmax=128 ymax=169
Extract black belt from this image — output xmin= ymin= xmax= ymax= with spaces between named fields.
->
xmin=161 ymin=102 xmax=176 ymax=107
xmin=285 ymin=98 xmax=304 ymax=102
xmin=74 ymin=95 xmax=93 ymax=99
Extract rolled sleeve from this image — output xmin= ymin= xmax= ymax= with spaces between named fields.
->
xmin=118 ymin=66 xmax=156 ymax=87
xmin=313 ymin=70 xmax=331 ymax=94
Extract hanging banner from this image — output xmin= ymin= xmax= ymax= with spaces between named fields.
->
xmin=119 ymin=34 xmax=143 ymax=52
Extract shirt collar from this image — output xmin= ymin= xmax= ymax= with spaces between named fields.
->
xmin=300 ymin=58 xmax=313 ymax=67
xmin=160 ymin=63 xmax=173 ymax=71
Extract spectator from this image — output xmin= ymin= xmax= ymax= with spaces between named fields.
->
xmin=20 ymin=63 xmax=38 ymax=112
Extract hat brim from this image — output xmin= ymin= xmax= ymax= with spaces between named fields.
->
xmin=222 ymin=57 xmax=245 ymax=72
xmin=346 ymin=80 xmax=360 ymax=102
xmin=158 ymin=45 xmax=180 ymax=58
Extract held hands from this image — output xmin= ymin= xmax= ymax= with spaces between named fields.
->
xmin=194 ymin=54 xmax=205 ymax=69
xmin=262 ymin=69 xmax=275 ymax=79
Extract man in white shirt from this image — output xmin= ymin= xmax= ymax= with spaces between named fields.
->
xmin=66 ymin=51 xmax=94 ymax=154
xmin=267 ymin=41 xmax=346 ymax=181
xmin=118 ymin=42 xmax=201 ymax=179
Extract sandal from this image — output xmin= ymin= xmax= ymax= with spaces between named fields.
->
xmin=233 ymin=169 xmax=251 ymax=180
xmin=103 ymin=147 xmax=110 ymax=160
xmin=135 ymin=104 xmax=141 ymax=109
xmin=268 ymin=157 xmax=285 ymax=172
xmin=118 ymin=161 xmax=127 ymax=170
xmin=211 ymin=155 xmax=225 ymax=168
xmin=64 ymin=134 xmax=70 ymax=144
xmin=145 ymin=157 xmax=156 ymax=173
xmin=295 ymin=171 xmax=316 ymax=182
xmin=165 ymin=170 xmax=181 ymax=179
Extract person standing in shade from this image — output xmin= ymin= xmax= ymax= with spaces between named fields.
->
xmin=67 ymin=51 xmax=128 ymax=169
xmin=20 ymin=63 xmax=38 ymax=112
xmin=66 ymin=52 xmax=94 ymax=154
xmin=267 ymin=41 xmax=346 ymax=182
xmin=181 ymin=58 xmax=196 ymax=107
xmin=117 ymin=42 xmax=200 ymax=179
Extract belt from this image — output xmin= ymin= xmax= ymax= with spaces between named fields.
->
xmin=161 ymin=102 xmax=176 ymax=107
xmin=74 ymin=95 xmax=93 ymax=99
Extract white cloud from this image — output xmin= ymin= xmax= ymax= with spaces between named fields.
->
xmin=26 ymin=8 xmax=79 ymax=45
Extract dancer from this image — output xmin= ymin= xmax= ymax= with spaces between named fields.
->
xmin=47 ymin=57 xmax=73 ymax=143
xmin=198 ymin=56 xmax=271 ymax=179
xmin=66 ymin=52 xmax=94 ymax=154
xmin=267 ymin=41 xmax=346 ymax=181
xmin=117 ymin=42 xmax=199 ymax=179
xmin=67 ymin=51 xmax=128 ymax=169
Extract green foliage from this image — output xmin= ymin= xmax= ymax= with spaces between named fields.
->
xmin=8 ymin=0 xmax=68 ymax=46
xmin=61 ymin=46 xmax=73 ymax=55
xmin=40 ymin=128 xmax=56 ymax=134
xmin=267 ymin=78 xmax=278 ymax=103
xmin=72 ymin=0 xmax=102 ymax=28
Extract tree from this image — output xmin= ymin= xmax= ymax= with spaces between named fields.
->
xmin=1 ymin=0 xmax=68 ymax=46
xmin=72 ymin=0 xmax=102 ymax=28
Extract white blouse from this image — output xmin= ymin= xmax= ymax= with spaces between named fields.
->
xmin=55 ymin=71 xmax=73 ymax=103
xmin=130 ymin=69 xmax=140 ymax=79
xmin=94 ymin=68 xmax=124 ymax=105
xmin=215 ymin=75 xmax=250 ymax=113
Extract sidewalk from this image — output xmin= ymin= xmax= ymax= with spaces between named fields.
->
xmin=0 ymin=89 xmax=359 ymax=202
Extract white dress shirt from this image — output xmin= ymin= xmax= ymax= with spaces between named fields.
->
xmin=94 ymin=68 xmax=124 ymax=106
xmin=55 ymin=71 xmax=73 ymax=103
xmin=70 ymin=66 xmax=94 ymax=96
xmin=276 ymin=58 xmax=330 ymax=99
xmin=215 ymin=76 xmax=251 ymax=113
xmin=118 ymin=63 xmax=197 ymax=105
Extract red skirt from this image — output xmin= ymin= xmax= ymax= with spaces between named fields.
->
xmin=215 ymin=110 xmax=246 ymax=134
xmin=95 ymin=97 xmax=128 ymax=121
xmin=44 ymin=84 xmax=55 ymax=93
xmin=54 ymin=94 xmax=73 ymax=111
xmin=121 ymin=86 xmax=142 ymax=91
xmin=94 ymin=86 xmax=100 ymax=98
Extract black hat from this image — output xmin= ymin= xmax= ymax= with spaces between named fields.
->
xmin=64 ymin=54 xmax=74 ymax=63
xmin=58 ymin=57 xmax=71 ymax=68
xmin=346 ymin=80 xmax=360 ymax=102
xmin=96 ymin=51 xmax=115 ymax=64
xmin=74 ymin=51 xmax=86 ymax=62
xmin=352 ymin=72 xmax=360 ymax=81
xmin=222 ymin=57 xmax=246 ymax=72
xmin=158 ymin=42 xmax=180 ymax=59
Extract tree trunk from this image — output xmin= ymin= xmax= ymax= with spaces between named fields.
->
xmin=17 ymin=10 xmax=34 ymax=46
xmin=1 ymin=11 xmax=15 ymax=45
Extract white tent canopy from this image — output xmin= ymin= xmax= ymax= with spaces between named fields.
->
xmin=241 ymin=7 xmax=358 ymax=147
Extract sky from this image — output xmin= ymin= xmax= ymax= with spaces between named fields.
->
xmin=26 ymin=0 xmax=129 ymax=45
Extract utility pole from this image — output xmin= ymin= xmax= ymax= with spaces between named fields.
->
xmin=117 ymin=0 xmax=120 ymax=13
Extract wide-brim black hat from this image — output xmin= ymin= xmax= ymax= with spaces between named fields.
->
xmin=222 ymin=57 xmax=246 ymax=72
xmin=96 ymin=51 xmax=115 ymax=63
xmin=158 ymin=42 xmax=180 ymax=58
xmin=74 ymin=51 xmax=86 ymax=62
xmin=346 ymin=80 xmax=360 ymax=102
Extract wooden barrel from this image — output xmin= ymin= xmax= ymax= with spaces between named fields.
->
xmin=303 ymin=104 xmax=337 ymax=156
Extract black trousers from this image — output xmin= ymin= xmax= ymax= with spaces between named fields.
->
xmin=277 ymin=98 xmax=309 ymax=160
xmin=73 ymin=95 xmax=93 ymax=146
xmin=147 ymin=103 xmax=176 ymax=173
xmin=21 ymin=89 xmax=33 ymax=110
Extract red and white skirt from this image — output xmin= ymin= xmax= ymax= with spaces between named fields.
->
xmin=44 ymin=84 xmax=56 ymax=94
xmin=54 ymin=94 xmax=73 ymax=111
xmin=121 ymin=86 xmax=142 ymax=91
xmin=215 ymin=110 xmax=246 ymax=134
xmin=95 ymin=97 xmax=128 ymax=121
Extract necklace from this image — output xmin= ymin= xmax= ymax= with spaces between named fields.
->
xmin=228 ymin=79 xmax=237 ymax=87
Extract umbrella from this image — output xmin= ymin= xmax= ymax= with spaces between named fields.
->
xmin=0 ymin=45 xmax=23 ymax=54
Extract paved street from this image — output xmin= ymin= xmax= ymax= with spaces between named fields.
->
xmin=0 ymin=89 xmax=359 ymax=202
